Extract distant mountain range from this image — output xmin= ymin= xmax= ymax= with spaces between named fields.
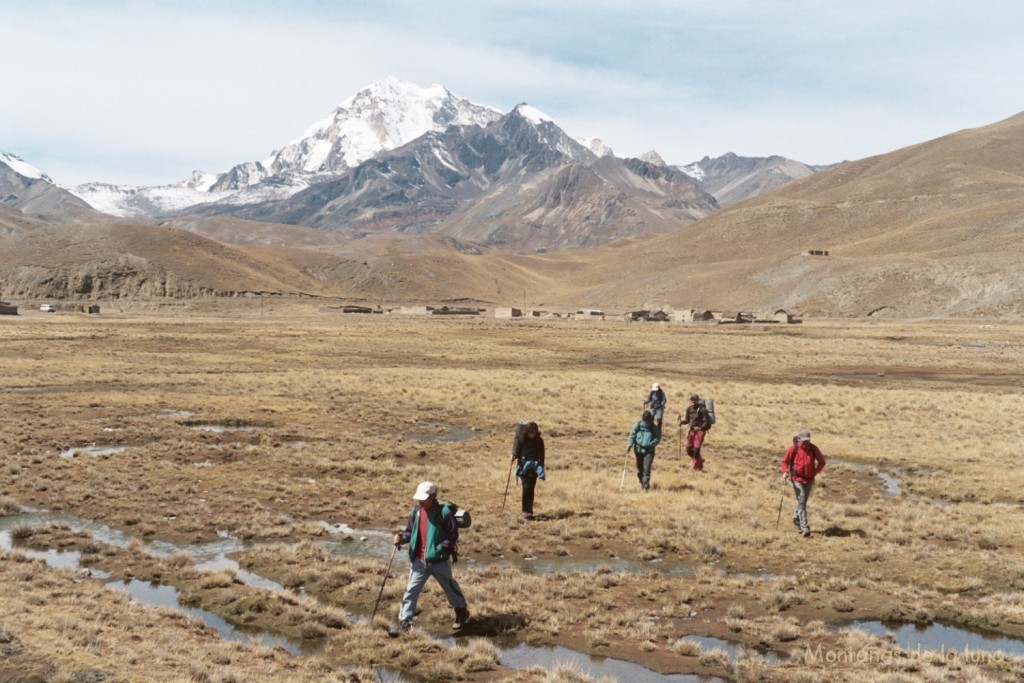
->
xmin=50 ymin=79 xmax=833 ymax=250
xmin=4 ymin=81 xmax=1020 ymax=318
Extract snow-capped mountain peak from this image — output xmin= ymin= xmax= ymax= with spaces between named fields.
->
xmin=0 ymin=152 xmax=51 ymax=182
xmin=263 ymin=78 xmax=503 ymax=177
xmin=577 ymin=137 xmax=615 ymax=158
xmin=512 ymin=103 xmax=554 ymax=126
xmin=68 ymin=78 xmax=505 ymax=217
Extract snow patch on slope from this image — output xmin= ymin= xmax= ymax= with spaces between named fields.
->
xmin=0 ymin=152 xmax=50 ymax=181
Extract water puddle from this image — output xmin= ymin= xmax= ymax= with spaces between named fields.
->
xmin=2 ymin=509 xmax=769 ymax=678
xmin=109 ymin=578 xmax=321 ymax=655
xmin=0 ymin=514 xmax=314 ymax=654
xmin=159 ymin=409 xmax=194 ymax=418
xmin=323 ymin=533 xmax=785 ymax=583
xmin=401 ymin=422 xmax=476 ymax=442
xmin=489 ymin=641 xmax=723 ymax=681
xmin=678 ymin=635 xmax=783 ymax=664
xmin=188 ymin=424 xmax=258 ymax=433
xmin=59 ymin=445 xmax=126 ymax=458
xmin=838 ymin=461 xmax=901 ymax=497
xmin=843 ymin=620 xmax=1024 ymax=656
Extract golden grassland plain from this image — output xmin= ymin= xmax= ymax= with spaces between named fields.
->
xmin=1 ymin=302 xmax=1023 ymax=682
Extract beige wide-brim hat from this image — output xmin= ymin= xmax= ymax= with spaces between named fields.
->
xmin=413 ymin=481 xmax=437 ymax=500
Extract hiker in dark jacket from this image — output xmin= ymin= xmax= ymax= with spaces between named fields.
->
xmin=512 ymin=421 xmax=545 ymax=519
xmin=644 ymin=383 xmax=667 ymax=428
xmin=781 ymin=430 xmax=827 ymax=537
xmin=390 ymin=481 xmax=470 ymax=634
xmin=681 ymin=393 xmax=711 ymax=471
xmin=628 ymin=410 xmax=661 ymax=491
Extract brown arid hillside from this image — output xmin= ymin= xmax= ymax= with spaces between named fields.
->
xmin=2 ymin=111 xmax=1023 ymax=317
xmin=0 ymin=204 xmax=49 ymax=238
xmin=561 ymin=111 xmax=1024 ymax=317
xmin=0 ymin=222 xmax=337 ymax=300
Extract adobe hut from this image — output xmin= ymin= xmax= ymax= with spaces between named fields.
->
xmin=495 ymin=307 xmax=523 ymax=319
xmin=432 ymin=306 xmax=481 ymax=316
xmin=773 ymin=309 xmax=802 ymax=324
xmin=574 ymin=308 xmax=605 ymax=321
xmin=0 ymin=301 xmax=17 ymax=316
xmin=398 ymin=306 xmax=434 ymax=315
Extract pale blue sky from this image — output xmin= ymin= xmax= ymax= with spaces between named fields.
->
xmin=3 ymin=0 xmax=1022 ymax=186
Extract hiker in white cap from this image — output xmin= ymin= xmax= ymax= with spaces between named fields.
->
xmin=390 ymin=481 xmax=470 ymax=634
xmin=781 ymin=430 xmax=827 ymax=538
xmin=643 ymin=382 xmax=667 ymax=428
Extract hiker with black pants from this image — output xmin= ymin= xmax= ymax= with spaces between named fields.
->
xmin=644 ymin=383 xmax=667 ymax=428
xmin=781 ymin=430 xmax=826 ymax=538
xmin=390 ymin=481 xmax=470 ymax=635
xmin=628 ymin=410 xmax=661 ymax=491
xmin=682 ymin=393 xmax=711 ymax=471
xmin=512 ymin=422 xmax=545 ymax=520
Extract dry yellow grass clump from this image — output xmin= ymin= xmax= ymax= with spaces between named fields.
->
xmin=0 ymin=303 xmax=1022 ymax=681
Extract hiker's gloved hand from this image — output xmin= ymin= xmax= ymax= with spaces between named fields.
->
xmin=536 ymin=465 xmax=546 ymax=480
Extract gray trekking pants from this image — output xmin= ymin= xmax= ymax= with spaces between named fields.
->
xmin=791 ymin=480 xmax=813 ymax=533
xmin=398 ymin=557 xmax=467 ymax=623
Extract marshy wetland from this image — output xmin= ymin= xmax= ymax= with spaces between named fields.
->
xmin=2 ymin=303 xmax=1023 ymax=682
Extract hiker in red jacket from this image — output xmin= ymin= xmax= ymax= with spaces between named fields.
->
xmin=781 ymin=430 xmax=826 ymax=538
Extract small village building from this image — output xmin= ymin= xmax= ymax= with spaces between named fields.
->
xmin=0 ymin=301 xmax=17 ymax=316
xmin=716 ymin=311 xmax=753 ymax=324
xmin=81 ymin=304 xmax=101 ymax=314
xmin=494 ymin=307 xmax=523 ymax=319
xmin=648 ymin=310 xmax=671 ymax=322
xmin=673 ymin=309 xmax=715 ymax=322
xmin=432 ymin=306 xmax=481 ymax=316
xmin=773 ymin=309 xmax=801 ymax=324
xmin=398 ymin=306 xmax=434 ymax=315
xmin=575 ymin=308 xmax=605 ymax=321
xmin=804 ymin=249 xmax=830 ymax=256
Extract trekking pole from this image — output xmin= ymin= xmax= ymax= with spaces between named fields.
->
xmin=775 ymin=476 xmax=787 ymax=530
xmin=501 ymin=457 xmax=515 ymax=509
xmin=620 ymin=446 xmax=631 ymax=491
xmin=677 ymin=415 xmax=682 ymax=460
xmin=371 ymin=543 xmax=399 ymax=622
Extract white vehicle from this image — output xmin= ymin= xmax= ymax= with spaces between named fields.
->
xmin=39 ymin=304 xmax=56 ymax=313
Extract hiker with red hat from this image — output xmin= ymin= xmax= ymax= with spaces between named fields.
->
xmin=781 ymin=430 xmax=827 ymax=538
xmin=390 ymin=481 xmax=470 ymax=635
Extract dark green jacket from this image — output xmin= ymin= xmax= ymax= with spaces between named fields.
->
xmin=402 ymin=502 xmax=458 ymax=563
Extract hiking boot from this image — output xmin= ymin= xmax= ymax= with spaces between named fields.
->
xmin=802 ymin=530 xmax=812 ymax=538
xmin=453 ymin=608 xmax=470 ymax=630
xmin=522 ymin=511 xmax=533 ymax=520
xmin=387 ymin=620 xmax=412 ymax=638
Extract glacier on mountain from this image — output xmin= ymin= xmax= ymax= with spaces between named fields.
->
xmin=67 ymin=78 xmax=503 ymax=218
